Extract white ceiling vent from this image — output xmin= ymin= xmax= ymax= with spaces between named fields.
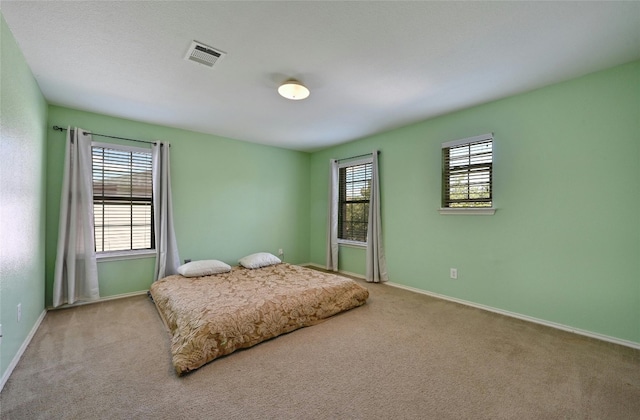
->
xmin=184 ymin=41 xmax=226 ymax=68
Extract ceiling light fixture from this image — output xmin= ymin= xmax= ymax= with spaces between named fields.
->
xmin=278 ymin=79 xmax=310 ymax=100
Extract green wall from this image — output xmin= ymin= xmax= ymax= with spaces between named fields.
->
xmin=45 ymin=106 xmax=311 ymax=307
xmin=0 ymin=14 xmax=48 ymax=381
xmin=310 ymin=60 xmax=640 ymax=344
xmin=2 ymin=7 xmax=637 ymax=389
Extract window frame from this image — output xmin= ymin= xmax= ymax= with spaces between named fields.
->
xmin=439 ymin=133 xmax=496 ymax=215
xmin=91 ymin=141 xmax=156 ymax=259
xmin=337 ymin=157 xmax=373 ymax=246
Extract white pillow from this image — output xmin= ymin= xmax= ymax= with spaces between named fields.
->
xmin=177 ymin=260 xmax=231 ymax=277
xmin=238 ymin=252 xmax=281 ymax=269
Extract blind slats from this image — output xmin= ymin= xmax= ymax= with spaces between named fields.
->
xmin=92 ymin=145 xmax=153 ymax=253
xmin=338 ymin=162 xmax=372 ymax=242
xmin=442 ymin=138 xmax=493 ymax=208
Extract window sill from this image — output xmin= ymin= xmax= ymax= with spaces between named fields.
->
xmin=337 ymin=240 xmax=367 ymax=249
xmin=438 ymin=207 xmax=496 ymax=215
xmin=96 ymin=249 xmax=156 ymax=262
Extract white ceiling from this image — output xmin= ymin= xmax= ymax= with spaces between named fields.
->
xmin=2 ymin=1 xmax=639 ymax=152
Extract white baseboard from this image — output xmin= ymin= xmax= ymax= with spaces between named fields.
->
xmin=302 ymin=263 xmax=366 ymax=280
xmin=47 ymin=290 xmax=149 ymax=310
xmin=1 ymin=291 xmax=150 ymax=392
xmin=0 ymin=309 xmax=47 ymax=393
xmin=301 ymin=262 xmax=322 ymax=269
xmin=299 ymin=264 xmax=639 ymax=350
xmin=385 ymin=282 xmax=640 ymax=351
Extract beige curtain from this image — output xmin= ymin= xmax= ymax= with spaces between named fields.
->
xmin=52 ymin=127 xmax=100 ymax=307
xmin=152 ymin=142 xmax=180 ymax=280
xmin=366 ymin=150 xmax=388 ymax=283
xmin=326 ymin=159 xmax=339 ymax=271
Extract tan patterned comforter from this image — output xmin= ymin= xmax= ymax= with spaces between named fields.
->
xmin=149 ymin=263 xmax=369 ymax=375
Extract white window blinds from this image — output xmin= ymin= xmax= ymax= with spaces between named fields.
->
xmin=338 ymin=161 xmax=372 ymax=242
xmin=92 ymin=144 xmax=154 ymax=253
xmin=442 ymin=134 xmax=493 ymax=208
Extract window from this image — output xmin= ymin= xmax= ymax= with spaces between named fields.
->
xmin=92 ymin=143 xmax=154 ymax=253
xmin=442 ymin=133 xmax=493 ymax=210
xmin=338 ymin=159 xmax=372 ymax=243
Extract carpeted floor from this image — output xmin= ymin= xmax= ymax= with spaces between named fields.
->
xmin=1 ymin=277 xmax=638 ymax=419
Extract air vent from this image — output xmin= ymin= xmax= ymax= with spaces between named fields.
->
xmin=184 ymin=41 xmax=226 ymax=68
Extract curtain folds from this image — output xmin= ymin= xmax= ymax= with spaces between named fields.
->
xmin=52 ymin=127 xmax=100 ymax=307
xmin=366 ymin=150 xmax=388 ymax=283
xmin=152 ymin=142 xmax=180 ymax=280
xmin=326 ymin=159 xmax=339 ymax=271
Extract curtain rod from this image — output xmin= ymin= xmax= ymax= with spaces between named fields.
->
xmin=52 ymin=125 xmax=160 ymax=146
xmin=336 ymin=150 xmax=379 ymax=163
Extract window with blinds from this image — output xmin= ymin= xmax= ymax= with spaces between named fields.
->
xmin=338 ymin=161 xmax=372 ymax=243
xmin=442 ymin=134 xmax=493 ymax=208
xmin=92 ymin=144 xmax=154 ymax=253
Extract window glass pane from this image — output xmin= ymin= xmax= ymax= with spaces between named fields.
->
xmin=443 ymin=138 xmax=492 ymax=208
xmin=93 ymin=145 xmax=153 ymax=252
xmin=338 ymin=161 xmax=372 ymax=242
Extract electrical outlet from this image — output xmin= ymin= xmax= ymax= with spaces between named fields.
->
xmin=450 ymin=268 xmax=458 ymax=279
xmin=17 ymin=303 xmax=22 ymax=322
xmin=278 ymin=249 xmax=283 ymax=256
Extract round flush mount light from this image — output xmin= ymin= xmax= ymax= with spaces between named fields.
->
xmin=278 ymin=79 xmax=310 ymax=100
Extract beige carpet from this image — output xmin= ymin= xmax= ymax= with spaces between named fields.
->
xmin=1 ymin=278 xmax=638 ymax=419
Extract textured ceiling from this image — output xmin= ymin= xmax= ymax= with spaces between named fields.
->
xmin=2 ymin=1 xmax=639 ymax=151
